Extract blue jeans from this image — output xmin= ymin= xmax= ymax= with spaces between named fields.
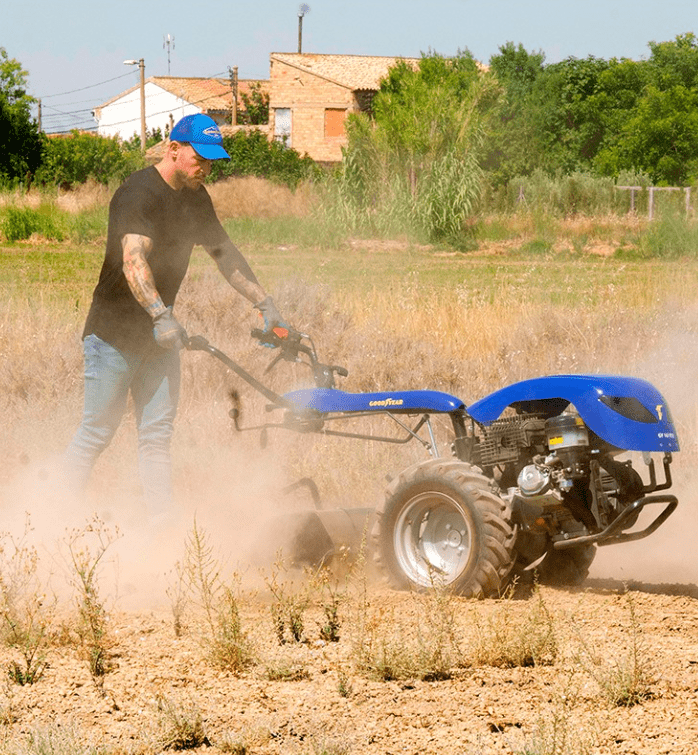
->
xmin=64 ymin=334 xmax=181 ymax=525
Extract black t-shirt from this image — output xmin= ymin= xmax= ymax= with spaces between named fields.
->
xmin=83 ymin=166 xmax=228 ymax=353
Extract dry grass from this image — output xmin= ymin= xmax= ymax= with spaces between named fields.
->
xmin=207 ymin=176 xmax=315 ymax=219
xmin=0 ymin=180 xmax=112 ymax=214
xmin=2 ymin=240 xmax=697 ymax=508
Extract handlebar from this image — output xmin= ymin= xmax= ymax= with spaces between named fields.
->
xmin=186 ymin=328 xmax=348 ymax=400
xmin=251 ymin=327 xmax=348 ymax=389
xmin=251 ymin=326 xmax=309 ymax=357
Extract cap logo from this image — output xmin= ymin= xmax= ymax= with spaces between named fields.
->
xmin=203 ymin=125 xmax=221 ymax=138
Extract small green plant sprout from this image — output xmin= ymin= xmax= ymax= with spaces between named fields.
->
xmin=310 ymin=565 xmax=347 ymax=643
xmin=575 ymin=591 xmax=656 ymax=707
xmin=337 ymin=667 xmax=353 ymax=698
xmin=165 ymin=559 xmax=188 ymax=637
xmin=9 ymin=726 xmax=110 ymax=755
xmin=183 ymin=519 xmax=254 ymax=672
xmin=0 ymin=516 xmax=55 ymax=686
xmin=216 ymin=721 xmax=274 ymax=754
xmin=65 ymin=516 xmax=121 ymax=686
xmin=155 ymin=694 xmax=211 ymax=751
xmin=471 ymin=583 xmax=558 ymax=669
xmin=263 ymin=553 xmax=310 ymax=645
xmin=263 ymin=651 xmax=310 ymax=682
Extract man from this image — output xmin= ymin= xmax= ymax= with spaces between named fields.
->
xmin=64 ymin=113 xmax=288 ymax=528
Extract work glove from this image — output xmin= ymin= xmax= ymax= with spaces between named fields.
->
xmin=153 ymin=307 xmax=188 ymax=350
xmin=254 ymin=296 xmax=289 ymax=338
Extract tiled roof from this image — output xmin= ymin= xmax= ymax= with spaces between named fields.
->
xmin=152 ymin=76 xmax=232 ymax=111
xmin=270 ymin=53 xmax=419 ymax=91
xmin=95 ymin=77 xmax=267 ymax=114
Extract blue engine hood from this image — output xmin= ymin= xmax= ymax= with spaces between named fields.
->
xmin=467 ymin=375 xmax=679 ymax=453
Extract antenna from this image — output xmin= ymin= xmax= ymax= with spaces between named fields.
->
xmin=163 ymin=34 xmax=175 ymax=75
xmin=298 ymin=5 xmax=311 ymax=53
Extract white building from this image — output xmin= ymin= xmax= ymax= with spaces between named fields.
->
xmin=93 ymin=76 xmax=265 ymax=141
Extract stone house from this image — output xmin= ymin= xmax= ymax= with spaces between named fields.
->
xmin=268 ymin=53 xmax=418 ymax=163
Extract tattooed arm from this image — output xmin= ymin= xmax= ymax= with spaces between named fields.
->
xmin=205 ymin=239 xmax=267 ymax=305
xmin=121 ymin=233 xmax=168 ymax=319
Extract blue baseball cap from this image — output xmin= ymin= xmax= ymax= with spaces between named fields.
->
xmin=170 ymin=114 xmax=230 ymax=160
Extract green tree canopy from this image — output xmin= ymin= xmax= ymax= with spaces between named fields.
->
xmin=0 ymin=48 xmax=43 ymax=183
xmin=483 ymin=42 xmax=546 ymax=184
xmin=483 ymin=33 xmax=698 ymax=186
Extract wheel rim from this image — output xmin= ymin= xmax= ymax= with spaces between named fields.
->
xmin=393 ymin=491 xmax=473 ymax=587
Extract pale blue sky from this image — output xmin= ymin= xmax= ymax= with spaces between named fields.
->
xmin=6 ymin=0 xmax=698 ymax=132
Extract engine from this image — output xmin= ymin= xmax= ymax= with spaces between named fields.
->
xmin=471 ymin=411 xmax=641 ymax=537
xmin=518 ymin=414 xmax=590 ymax=495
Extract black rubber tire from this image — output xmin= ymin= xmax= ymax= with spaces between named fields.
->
xmin=536 ymin=544 xmax=597 ymax=587
xmin=371 ymin=459 xmax=516 ymax=598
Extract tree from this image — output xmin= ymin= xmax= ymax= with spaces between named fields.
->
xmin=647 ymin=32 xmax=698 ymax=90
xmin=531 ymin=55 xmax=612 ymax=173
xmin=340 ymin=50 xmax=501 ymax=243
xmin=483 ymin=42 xmax=546 ymax=184
xmin=0 ymin=48 xmax=43 ymax=183
xmin=595 ymin=84 xmax=698 ymax=184
xmin=207 ymin=129 xmax=318 ymax=189
xmin=592 ymin=34 xmax=698 ymax=184
xmin=239 ymin=82 xmax=269 ymax=125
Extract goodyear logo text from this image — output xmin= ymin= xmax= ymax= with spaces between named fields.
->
xmin=369 ymin=398 xmax=404 ymax=407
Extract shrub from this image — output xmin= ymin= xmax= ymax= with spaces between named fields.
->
xmin=66 ymin=517 xmax=120 ymax=687
xmin=470 ymin=585 xmax=558 ymax=668
xmin=1 ymin=205 xmax=64 ymax=242
xmin=35 ymin=131 xmax=143 ymax=187
xmin=208 ymin=130 xmax=319 ymax=190
xmin=155 ymin=695 xmax=211 ymax=750
xmin=636 ymin=211 xmax=698 ymax=258
xmin=495 ymin=170 xmax=618 ymax=216
xmin=0 ymin=519 xmax=54 ymax=686
xmin=183 ymin=520 xmax=255 ymax=672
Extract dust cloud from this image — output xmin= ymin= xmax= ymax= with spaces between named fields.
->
xmin=591 ymin=309 xmax=698 ymax=587
xmin=0 ymin=438 xmax=299 ymax=612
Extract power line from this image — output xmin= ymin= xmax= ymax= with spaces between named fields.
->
xmin=39 ymin=72 xmax=136 ymax=99
xmin=38 ymin=68 xmax=240 ymax=133
xmin=42 ymin=104 xmax=95 ymax=117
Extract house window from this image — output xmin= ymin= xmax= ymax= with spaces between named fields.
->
xmin=324 ymin=108 xmax=347 ymax=138
xmin=274 ymin=108 xmax=292 ymax=146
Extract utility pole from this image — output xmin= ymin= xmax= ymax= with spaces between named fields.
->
xmin=37 ymin=99 xmax=42 ymax=132
xmin=138 ymin=58 xmax=146 ymax=151
xmin=124 ymin=57 xmax=146 ymax=151
xmin=229 ymin=66 xmax=238 ymax=126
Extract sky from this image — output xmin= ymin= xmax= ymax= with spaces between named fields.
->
xmin=5 ymin=0 xmax=698 ymax=133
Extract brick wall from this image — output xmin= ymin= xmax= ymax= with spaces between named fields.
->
xmin=269 ymin=59 xmax=359 ymax=162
